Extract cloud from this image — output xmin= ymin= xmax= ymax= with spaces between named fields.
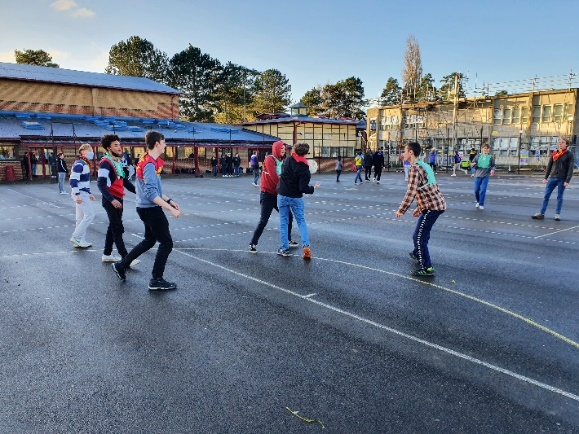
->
xmin=72 ymin=8 xmax=95 ymax=18
xmin=51 ymin=0 xmax=77 ymax=11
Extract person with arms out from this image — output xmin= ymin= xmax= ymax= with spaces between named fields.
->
xmin=396 ymin=142 xmax=446 ymax=277
xmin=57 ymin=152 xmax=68 ymax=194
xmin=354 ymin=150 xmax=364 ymax=185
xmin=472 ymin=144 xmax=496 ymax=210
xmin=277 ymin=142 xmax=320 ymax=259
xmin=70 ymin=144 xmax=96 ymax=248
xmin=532 ymin=137 xmax=574 ymax=221
xmin=248 ymin=140 xmax=296 ymax=253
xmin=97 ymin=134 xmax=139 ymax=264
xmin=373 ymin=148 xmax=385 ymax=183
xmin=335 ymin=156 xmax=343 ymax=182
xmin=250 ymin=150 xmax=260 ymax=186
xmin=111 ymin=131 xmax=181 ymax=290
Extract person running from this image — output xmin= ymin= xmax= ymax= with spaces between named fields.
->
xmin=373 ymin=148 xmax=385 ymax=183
xmin=396 ymin=142 xmax=446 ymax=277
xmin=97 ymin=134 xmax=138 ymax=264
xmin=451 ymin=151 xmax=467 ymax=176
xmin=69 ymin=144 xmax=96 ymax=248
xmin=472 ymin=144 xmax=496 ymax=210
xmin=531 ymin=137 xmax=574 ymax=221
xmin=111 ymin=131 xmax=181 ymax=290
xmin=248 ymin=140 xmax=296 ymax=253
xmin=277 ymin=142 xmax=320 ymax=259
xmin=56 ymin=152 xmax=68 ymax=194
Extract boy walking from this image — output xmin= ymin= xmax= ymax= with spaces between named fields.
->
xmin=396 ymin=142 xmax=446 ymax=277
xmin=472 ymin=144 xmax=496 ymax=210
xmin=69 ymin=144 xmax=96 ymax=248
xmin=112 ymin=131 xmax=181 ymax=290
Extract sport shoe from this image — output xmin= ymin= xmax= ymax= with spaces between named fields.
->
xmin=475 ymin=203 xmax=479 ymax=208
xmin=112 ymin=262 xmax=126 ymax=281
xmin=288 ymin=240 xmax=299 ymax=248
xmin=248 ymin=244 xmax=257 ymax=253
xmin=531 ymin=213 xmax=545 ymax=220
xmin=277 ymin=248 xmax=291 ymax=257
xmin=102 ymin=254 xmax=122 ymax=262
xmin=479 ymin=206 xmax=484 ymax=210
xmin=413 ymin=267 xmax=435 ymax=277
xmin=70 ymin=236 xmax=81 ymax=247
xmin=303 ymin=246 xmax=312 ymax=260
xmin=148 ymin=277 xmax=177 ymax=291
xmin=450 ymin=174 xmax=456 ymax=177
xmin=554 ymin=214 xmax=561 ymax=221
xmin=129 ymin=259 xmax=140 ymax=268
xmin=409 ymin=252 xmax=419 ymax=262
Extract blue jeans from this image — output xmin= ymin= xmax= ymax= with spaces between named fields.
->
xmin=278 ymin=195 xmax=310 ymax=250
xmin=474 ymin=176 xmax=490 ymax=206
xmin=354 ymin=167 xmax=363 ymax=183
xmin=58 ymin=172 xmax=66 ymax=193
xmin=540 ymin=178 xmax=567 ymax=215
xmin=252 ymin=167 xmax=260 ymax=184
xmin=412 ymin=210 xmax=444 ymax=269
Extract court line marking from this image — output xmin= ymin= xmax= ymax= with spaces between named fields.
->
xmin=173 ymin=247 xmax=579 ymax=403
xmin=534 ymin=225 xmax=579 ymax=239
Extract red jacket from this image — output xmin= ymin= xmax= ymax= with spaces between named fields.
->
xmin=260 ymin=141 xmax=285 ymax=195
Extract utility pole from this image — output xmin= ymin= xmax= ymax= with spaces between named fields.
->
xmin=452 ymin=73 xmax=460 ymax=156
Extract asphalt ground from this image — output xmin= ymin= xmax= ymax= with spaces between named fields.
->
xmin=1 ymin=170 xmax=578 ymax=433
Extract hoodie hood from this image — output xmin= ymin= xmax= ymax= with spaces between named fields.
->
xmin=272 ymin=141 xmax=285 ymax=160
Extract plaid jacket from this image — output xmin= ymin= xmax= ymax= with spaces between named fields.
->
xmin=397 ymin=164 xmax=446 ymax=214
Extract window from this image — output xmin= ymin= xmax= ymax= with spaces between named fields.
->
xmin=542 ymin=105 xmax=552 ymax=123
xmin=532 ymin=106 xmax=541 ymax=123
xmin=565 ymin=103 xmax=574 ymax=116
xmin=503 ymin=108 xmax=511 ymax=125
xmin=512 ymin=107 xmax=520 ymax=124
xmin=553 ymin=104 xmax=563 ymax=122
xmin=521 ymin=106 xmax=529 ymax=123
xmin=493 ymin=108 xmax=502 ymax=125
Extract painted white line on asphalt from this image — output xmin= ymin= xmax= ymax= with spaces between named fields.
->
xmin=175 ymin=248 xmax=579 ymax=404
xmin=7 ymin=188 xmax=65 ymax=209
xmin=534 ymin=225 xmax=579 ymax=239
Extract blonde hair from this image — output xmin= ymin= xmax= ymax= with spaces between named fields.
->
xmin=78 ymin=143 xmax=93 ymax=154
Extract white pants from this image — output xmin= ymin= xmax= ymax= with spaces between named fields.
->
xmin=71 ymin=191 xmax=95 ymax=242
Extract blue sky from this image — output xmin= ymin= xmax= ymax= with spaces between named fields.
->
xmin=1 ymin=0 xmax=578 ymax=103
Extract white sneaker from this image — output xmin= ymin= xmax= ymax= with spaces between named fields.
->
xmin=475 ymin=203 xmax=479 ymax=208
xmin=102 ymin=254 xmax=122 ymax=262
xmin=451 ymin=174 xmax=456 ymax=177
xmin=471 ymin=174 xmax=474 ymax=177
xmin=479 ymin=206 xmax=484 ymax=210
xmin=129 ymin=259 xmax=140 ymax=268
xmin=59 ymin=191 xmax=68 ymax=195
xmin=70 ymin=236 xmax=90 ymax=248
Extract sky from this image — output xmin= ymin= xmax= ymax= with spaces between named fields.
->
xmin=1 ymin=0 xmax=579 ymax=104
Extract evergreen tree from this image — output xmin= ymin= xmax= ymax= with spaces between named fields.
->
xmin=14 ymin=49 xmax=59 ymax=67
xmin=301 ymin=86 xmax=324 ymax=116
xmin=212 ymin=63 xmax=259 ymax=124
xmin=323 ymin=77 xmax=365 ymax=119
xmin=105 ymin=36 xmax=169 ymax=83
xmin=252 ymin=69 xmax=291 ymax=114
xmin=438 ymin=72 xmax=465 ymax=101
xmin=417 ymin=73 xmax=437 ymax=101
xmin=380 ymin=77 xmax=402 ymax=106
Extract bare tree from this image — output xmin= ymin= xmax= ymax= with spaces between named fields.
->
xmin=401 ymin=36 xmax=422 ymax=102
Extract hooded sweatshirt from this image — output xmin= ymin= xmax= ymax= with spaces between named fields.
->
xmin=260 ymin=140 xmax=285 ymax=195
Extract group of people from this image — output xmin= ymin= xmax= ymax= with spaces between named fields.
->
xmin=210 ymin=153 xmax=242 ymax=178
xmin=351 ymin=148 xmax=386 ymax=184
xmin=69 ymin=132 xmax=181 ymax=291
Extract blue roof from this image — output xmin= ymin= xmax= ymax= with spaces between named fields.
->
xmin=0 ymin=62 xmax=180 ymax=95
xmin=241 ymin=115 xmax=360 ymax=126
xmin=0 ymin=111 xmax=278 ymax=146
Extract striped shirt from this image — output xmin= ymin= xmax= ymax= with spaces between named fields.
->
xmin=397 ymin=164 xmax=446 ymax=214
xmin=69 ymin=159 xmax=91 ymax=195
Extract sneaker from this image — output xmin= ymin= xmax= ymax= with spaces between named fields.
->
xmin=413 ymin=267 xmax=435 ymax=277
xmin=112 ymin=262 xmax=126 ymax=281
xmin=372 ymin=177 xmax=376 ymax=182
xmin=354 ymin=182 xmax=358 ymax=185
xmin=248 ymin=244 xmax=257 ymax=253
xmin=451 ymin=174 xmax=456 ymax=177
xmin=471 ymin=174 xmax=474 ymax=177
xmin=59 ymin=191 xmax=68 ymax=195
xmin=252 ymin=182 xmax=258 ymax=187
xmin=475 ymin=203 xmax=479 ymax=208
xmin=409 ymin=252 xmax=419 ymax=262
xmin=531 ymin=213 xmax=545 ymax=220
xmin=303 ymin=246 xmax=312 ymax=260
xmin=70 ymin=236 xmax=81 ymax=247
xmin=288 ymin=240 xmax=299 ymax=248
xmin=277 ymin=248 xmax=291 ymax=257
xmin=102 ymin=254 xmax=122 ymax=262
xmin=479 ymin=206 xmax=484 ymax=210
xmin=129 ymin=259 xmax=140 ymax=268
xmin=148 ymin=277 xmax=177 ymax=291
xmin=376 ymin=181 xmax=380 ymax=184
xmin=554 ymin=214 xmax=561 ymax=221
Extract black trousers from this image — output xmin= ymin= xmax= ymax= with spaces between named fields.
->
xmin=374 ymin=166 xmax=382 ymax=181
xmin=123 ymin=206 xmax=173 ymax=279
xmin=364 ymin=167 xmax=372 ymax=180
xmin=250 ymin=191 xmax=293 ymax=246
xmin=103 ymin=198 xmax=128 ymax=257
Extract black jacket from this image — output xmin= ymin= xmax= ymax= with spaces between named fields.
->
xmin=57 ymin=157 xmax=68 ymax=173
xmin=277 ymin=155 xmax=314 ymax=198
xmin=545 ymin=150 xmax=575 ymax=183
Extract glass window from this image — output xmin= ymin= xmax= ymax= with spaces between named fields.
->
xmin=503 ymin=108 xmax=511 ymax=125
xmin=532 ymin=106 xmax=541 ymax=123
xmin=542 ymin=105 xmax=552 ymax=123
xmin=553 ymin=104 xmax=563 ymax=122
xmin=493 ymin=108 xmax=502 ymax=125
xmin=521 ymin=106 xmax=529 ymax=123
xmin=512 ymin=107 xmax=520 ymax=124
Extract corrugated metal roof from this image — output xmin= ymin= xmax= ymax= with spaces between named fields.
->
xmin=0 ymin=62 xmax=180 ymax=95
xmin=0 ymin=111 xmax=278 ymax=146
xmin=240 ymin=115 xmax=360 ymax=126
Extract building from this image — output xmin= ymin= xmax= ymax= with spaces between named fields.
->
xmin=367 ymin=86 xmax=578 ymax=170
xmin=0 ymin=62 xmax=278 ymax=181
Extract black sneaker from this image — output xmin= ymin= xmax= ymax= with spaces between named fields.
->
xmin=409 ymin=252 xmax=419 ymax=262
xmin=277 ymin=248 xmax=291 ymax=257
xmin=248 ymin=244 xmax=257 ymax=253
xmin=112 ymin=262 xmax=126 ymax=281
xmin=288 ymin=240 xmax=299 ymax=248
xmin=148 ymin=278 xmax=177 ymax=291
xmin=531 ymin=213 xmax=545 ymax=220
xmin=413 ymin=267 xmax=435 ymax=277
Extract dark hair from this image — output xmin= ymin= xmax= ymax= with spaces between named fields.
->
xmin=101 ymin=134 xmax=120 ymax=150
xmin=294 ymin=142 xmax=309 ymax=156
xmin=407 ymin=142 xmax=421 ymax=157
xmin=145 ymin=131 xmax=164 ymax=150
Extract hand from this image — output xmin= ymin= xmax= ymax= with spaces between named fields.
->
xmin=169 ymin=207 xmax=181 ymax=218
xmin=490 ymin=170 xmax=495 ymax=176
xmin=542 ymin=179 xmax=547 ymax=184
xmin=313 ymin=182 xmax=321 ymax=189
xmin=412 ymin=208 xmax=421 ymax=217
xmin=111 ymin=199 xmax=122 ymax=209
xmin=89 ymin=194 xmax=96 ymax=201
xmin=395 ymin=211 xmax=403 ymax=218
xmin=170 ymin=200 xmax=180 ymax=210
xmin=74 ymin=196 xmax=82 ymax=204
xmin=564 ymin=182 xmax=569 ymax=187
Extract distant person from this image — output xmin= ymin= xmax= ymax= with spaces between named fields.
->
xmin=335 ymin=156 xmax=343 ymax=182
xmin=532 ymin=137 xmax=574 ymax=221
xmin=30 ymin=151 xmax=38 ymax=178
xmin=403 ymin=156 xmax=411 ymax=181
xmin=225 ymin=153 xmax=233 ymax=177
xmin=21 ymin=153 xmax=30 ymax=180
xmin=126 ymin=152 xmax=134 ymax=181
xmin=429 ymin=147 xmax=437 ymax=173
xmin=276 ymin=142 xmax=320 ymax=259
xmin=211 ymin=155 xmax=218 ymax=178
xmin=451 ymin=151 xmax=467 ymax=176
xmin=396 ymin=142 xmax=446 ymax=277
xmin=250 ymin=150 xmax=260 ymax=186
xmin=111 ymin=131 xmax=181 ymax=291
xmin=69 ymin=144 xmax=96 ymax=248
xmin=468 ymin=147 xmax=478 ymax=176
xmin=373 ymin=148 xmax=385 ymax=183
xmin=472 ymin=144 xmax=496 ymax=210
xmin=354 ymin=150 xmax=364 ymax=185
xmin=233 ymin=153 xmax=241 ymax=176
xmin=364 ymin=149 xmax=373 ymax=181
xmin=56 ymin=152 xmax=68 ymax=194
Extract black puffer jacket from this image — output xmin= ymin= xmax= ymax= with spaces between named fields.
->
xmin=545 ymin=150 xmax=574 ymax=183
xmin=277 ymin=155 xmax=314 ymax=198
